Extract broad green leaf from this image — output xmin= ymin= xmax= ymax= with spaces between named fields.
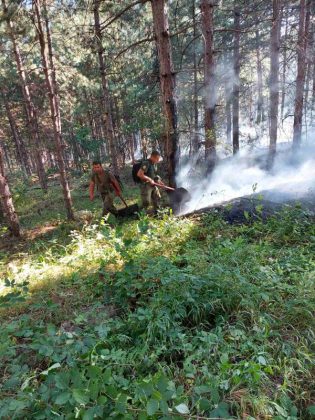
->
xmin=102 ymin=368 xmax=112 ymax=384
xmin=89 ymin=379 xmax=100 ymax=400
xmin=87 ymin=365 xmax=101 ymax=379
xmin=47 ymin=324 xmax=56 ymax=336
xmin=83 ymin=408 xmax=95 ymax=420
xmin=199 ymin=398 xmax=211 ymax=412
xmin=8 ymin=399 xmax=28 ymax=411
xmin=72 ymin=389 xmax=89 ymax=405
xmin=194 ymin=385 xmax=212 ymax=395
xmin=156 ymin=375 xmax=169 ymax=393
xmin=55 ymin=372 xmax=70 ymax=390
xmin=175 ymin=403 xmax=189 ymax=414
xmin=257 ymin=355 xmax=267 ymax=366
xmin=160 ymin=400 xmax=169 ymax=415
xmin=55 ymin=392 xmax=70 ymax=405
xmin=152 ymin=390 xmax=163 ymax=401
xmin=307 ymin=405 xmax=315 ymax=415
xmin=97 ymin=395 xmax=108 ymax=405
xmin=210 ymin=402 xmax=230 ymax=418
xmin=147 ymin=399 xmax=159 ymax=416
xmin=116 ymin=394 xmax=128 ymax=414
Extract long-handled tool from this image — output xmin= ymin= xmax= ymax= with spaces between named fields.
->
xmin=152 ymin=182 xmax=175 ymax=191
xmin=116 ymin=194 xmax=139 ymax=216
xmin=117 ymin=194 xmax=128 ymax=208
xmin=112 ymin=183 xmax=139 ymax=216
xmin=151 ymin=182 xmax=191 ymax=214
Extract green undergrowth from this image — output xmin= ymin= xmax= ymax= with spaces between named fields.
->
xmin=0 ymin=201 xmax=315 ymax=419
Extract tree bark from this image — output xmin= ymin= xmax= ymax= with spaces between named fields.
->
xmin=232 ymin=3 xmax=240 ymax=155
xmin=268 ymin=0 xmax=282 ymax=166
xmin=33 ymin=0 xmax=74 ymax=220
xmin=84 ymin=90 xmax=99 ymax=141
xmin=151 ymin=0 xmax=179 ymax=187
xmin=2 ymin=0 xmax=47 ymax=190
xmin=312 ymin=18 xmax=315 ymax=122
xmin=0 ymin=143 xmax=20 ymax=237
xmin=3 ymin=143 xmax=13 ymax=174
xmin=201 ymin=0 xmax=216 ymax=171
xmin=223 ymin=53 xmax=232 ymax=145
xmin=281 ymin=9 xmax=289 ymax=121
xmin=293 ymin=0 xmax=311 ymax=146
xmin=2 ymin=92 xmax=32 ymax=176
xmin=93 ymin=0 xmax=119 ymax=174
xmin=192 ymin=0 xmax=199 ymax=156
xmin=255 ymin=30 xmax=264 ymax=124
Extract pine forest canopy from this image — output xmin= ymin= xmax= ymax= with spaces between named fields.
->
xmin=0 ymin=0 xmax=314 ymax=232
xmin=1 ymin=3 xmax=315 ymax=419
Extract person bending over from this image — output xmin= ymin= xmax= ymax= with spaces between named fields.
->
xmin=89 ymin=160 xmax=121 ymax=217
xmin=137 ymin=151 xmax=162 ymax=212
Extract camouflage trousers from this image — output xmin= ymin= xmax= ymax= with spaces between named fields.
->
xmin=140 ymin=183 xmax=161 ymax=210
xmin=101 ymin=192 xmax=118 ymax=216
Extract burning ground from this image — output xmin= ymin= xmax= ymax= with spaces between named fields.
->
xmin=177 ymin=144 xmax=315 ymax=218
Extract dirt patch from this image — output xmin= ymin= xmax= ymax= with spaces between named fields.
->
xmin=0 ymin=224 xmax=59 ymax=254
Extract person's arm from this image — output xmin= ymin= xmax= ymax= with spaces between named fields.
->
xmin=137 ymin=168 xmax=155 ymax=185
xmin=155 ymin=175 xmax=164 ymax=185
xmin=110 ymin=174 xmax=121 ymax=196
xmin=89 ymin=181 xmax=95 ymax=200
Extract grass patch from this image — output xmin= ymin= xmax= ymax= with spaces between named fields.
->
xmin=0 ymin=175 xmax=314 ymax=419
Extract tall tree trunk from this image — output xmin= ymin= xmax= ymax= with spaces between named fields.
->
xmin=192 ymin=0 xmax=199 ymax=156
xmin=2 ymin=93 xmax=32 ymax=176
xmin=33 ymin=0 xmax=74 ymax=220
xmin=225 ymin=89 xmax=232 ymax=145
xmin=130 ymin=134 xmax=136 ymax=163
xmin=232 ymin=3 xmax=240 ymax=155
xmin=84 ymin=90 xmax=98 ymax=141
xmin=93 ymin=0 xmax=119 ymax=175
xmin=201 ymin=0 xmax=216 ymax=171
xmin=293 ymin=0 xmax=311 ymax=146
xmin=223 ymin=54 xmax=232 ymax=145
xmin=151 ymin=0 xmax=179 ymax=187
xmin=3 ymin=143 xmax=13 ymax=174
xmin=2 ymin=0 xmax=47 ymax=190
xmin=255 ymin=30 xmax=264 ymax=124
xmin=70 ymin=123 xmax=81 ymax=171
xmin=268 ymin=0 xmax=282 ymax=166
xmin=312 ymin=19 xmax=315 ymax=121
xmin=281 ymin=9 xmax=289 ymax=121
xmin=304 ymin=40 xmax=313 ymax=135
xmin=0 ymin=143 xmax=20 ymax=237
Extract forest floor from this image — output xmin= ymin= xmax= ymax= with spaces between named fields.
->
xmin=0 ymin=170 xmax=315 ymax=420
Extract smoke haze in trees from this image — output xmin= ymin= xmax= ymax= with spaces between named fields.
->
xmin=177 ymin=140 xmax=315 ymax=214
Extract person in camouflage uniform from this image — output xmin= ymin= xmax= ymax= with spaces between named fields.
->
xmin=137 ymin=151 xmax=162 ymax=211
xmin=89 ymin=161 xmax=121 ymax=216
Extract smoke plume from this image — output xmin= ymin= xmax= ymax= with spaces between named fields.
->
xmin=177 ymin=142 xmax=315 ymax=214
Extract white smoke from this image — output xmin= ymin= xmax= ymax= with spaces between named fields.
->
xmin=177 ymin=141 xmax=315 ymax=214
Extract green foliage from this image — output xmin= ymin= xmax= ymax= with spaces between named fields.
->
xmin=0 ymin=203 xmax=314 ymax=419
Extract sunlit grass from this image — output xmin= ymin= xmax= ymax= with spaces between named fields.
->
xmin=0 ymin=174 xmax=314 ymax=419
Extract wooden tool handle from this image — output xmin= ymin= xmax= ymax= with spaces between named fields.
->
xmin=118 ymin=195 xmax=128 ymax=208
xmin=153 ymin=182 xmax=175 ymax=191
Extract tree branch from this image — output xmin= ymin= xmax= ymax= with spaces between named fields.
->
xmin=100 ymin=0 xmax=149 ymax=31
xmin=113 ymin=36 xmax=154 ymax=61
